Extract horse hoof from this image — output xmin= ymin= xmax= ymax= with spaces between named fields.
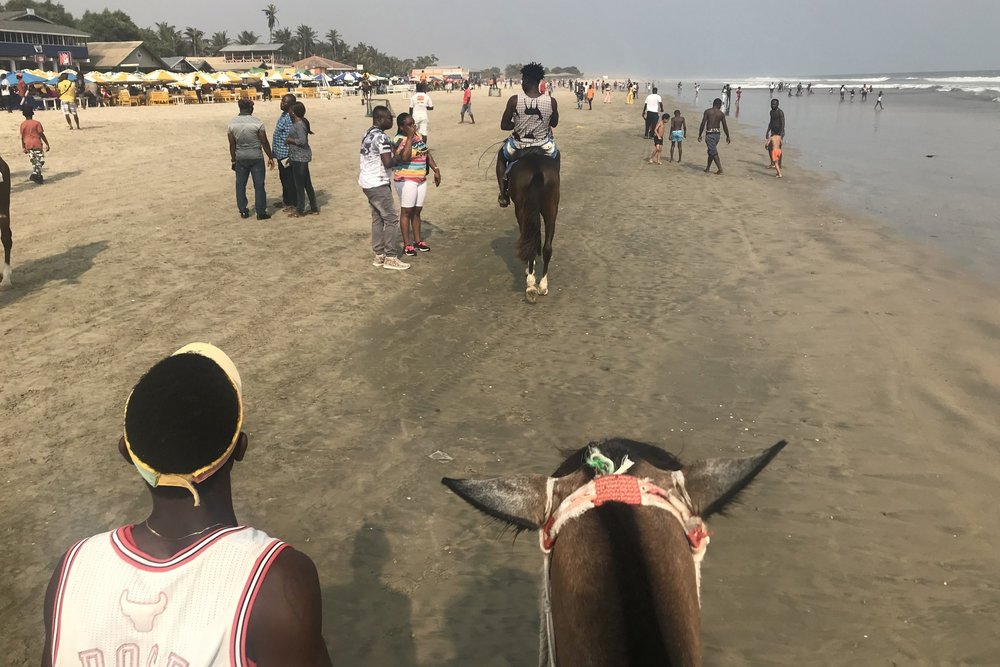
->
xmin=537 ymin=287 xmax=548 ymax=296
xmin=525 ymin=286 xmax=538 ymax=303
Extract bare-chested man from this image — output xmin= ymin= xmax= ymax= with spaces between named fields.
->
xmin=668 ymin=109 xmax=686 ymax=163
xmin=697 ymin=98 xmax=730 ymax=174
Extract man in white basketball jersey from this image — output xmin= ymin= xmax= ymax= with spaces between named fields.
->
xmin=408 ymin=83 xmax=434 ymax=145
xmin=41 ymin=343 xmax=332 ymax=667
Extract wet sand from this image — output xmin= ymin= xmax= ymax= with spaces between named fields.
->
xmin=1 ymin=88 xmax=999 ymax=666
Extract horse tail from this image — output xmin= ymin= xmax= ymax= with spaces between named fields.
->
xmin=516 ymin=165 xmax=544 ymax=263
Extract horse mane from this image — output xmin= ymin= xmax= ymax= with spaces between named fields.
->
xmin=553 ymin=437 xmax=682 ymax=478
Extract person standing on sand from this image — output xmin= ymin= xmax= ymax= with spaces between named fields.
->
xmin=20 ymin=107 xmax=49 ymax=184
xmin=459 ymin=83 xmax=475 ymax=124
xmin=359 ymin=106 xmax=409 ymax=270
xmin=284 ymin=102 xmax=318 ymax=218
xmin=409 ymin=83 xmax=434 ymax=145
xmin=766 ymin=98 xmax=785 ymax=169
xmin=0 ymin=73 xmax=11 ymax=113
xmin=38 ymin=343 xmax=332 ymax=667
xmin=603 ymin=83 xmax=612 ymax=104
xmin=648 ymin=113 xmax=666 ymax=165
xmin=393 ymin=112 xmax=441 ymax=255
xmin=697 ymin=98 xmax=730 ymax=174
xmin=874 ymin=90 xmax=884 ymax=110
xmin=227 ymin=98 xmax=275 ymax=221
xmin=643 ymin=86 xmax=662 ymax=138
xmin=271 ymin=93 xmax=297 ymax=212
xmin=57 ymin=73 xmax=80 ymax=130
xmin=669 ymin=109 xmax=686 ymax=162
xmin=767 ymin=133 xmax=783 ymax=178
xmin=586 ymin=83 xmax=595 ymax=110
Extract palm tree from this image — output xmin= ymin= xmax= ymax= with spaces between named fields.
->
xmin=183 ymin=27 xmax=204 ymax=57
xmin=156 ymin=22 xmax=181 ymax=54
xmin=209 ymin=31 xmax=231 ymax=55
xmin=237 ymin=30 xmax=259 ymax=45
xmin=262 ymin=4 xmax=279 ymax=43
xmin=295 ymin=24 xmax=317 ymax=57
xmin=325 ymin=29 xmax=341 ymax=59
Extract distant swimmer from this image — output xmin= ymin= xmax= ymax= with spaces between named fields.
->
xmin=736 ymin=86 xmax=742 ymax=103
xmin=807 ymin=82 xmax=812 ymax=94
xmin=874 ymin=90 xmax=884 ymax=110
xmin=850 ymin=88 xmax=855 ymax=102
xmin=767 ymin=133 xmax=783 ymax=178
xmin=840 ymin=84 xmax=846 ymax=101
xmin=769 ymin=81 xmax=775 ymax=97
xmin=677 ymin=81 xmax=682 ymax=95
xmin=697 ymin=98 xmax=730 ymax=175
xmin=669 ymin=109 xmax=686 ymax=162
xmin=861 ymin=86 xmax=868 ymax=102
xmin=765 ymin=98 xmax=785 ymax=170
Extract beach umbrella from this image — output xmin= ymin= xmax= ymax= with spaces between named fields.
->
xmin=145 ymin=69 xmax=178 ymax=83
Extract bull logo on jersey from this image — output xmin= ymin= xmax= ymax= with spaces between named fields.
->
xmin=119 ymin=590 xmax=168 ymax=632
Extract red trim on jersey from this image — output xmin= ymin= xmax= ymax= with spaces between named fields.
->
xmin=109 ymin=524 xmax=248 ymax=572
xmin=230 ymin=540 xmax=288 ymax=667
xmin=51 ymin=538 xmax=88 ymax=666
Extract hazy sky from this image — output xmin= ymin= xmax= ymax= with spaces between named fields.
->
xmin=56 ymin=0 xmax=998 ymax=77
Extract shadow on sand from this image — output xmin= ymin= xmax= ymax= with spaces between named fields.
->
xmin=0 ymin=240 xmax=107 ymax=305
xmin=490 ymin=228 xmax=523 ymax=294
xmin=442 ymin=560 xmax=538 ymax=667
xmin=325 ymin=522 xmax=417 ymax=666
xmin=10 ymin=169 xmax=82 ymax=192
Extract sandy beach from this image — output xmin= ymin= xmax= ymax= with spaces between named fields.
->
xmin=2 ymin=86 xmax=999 ymax=665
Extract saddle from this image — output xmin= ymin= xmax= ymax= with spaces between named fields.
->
xmin=509 ymin=146 xmax=548 ymax=162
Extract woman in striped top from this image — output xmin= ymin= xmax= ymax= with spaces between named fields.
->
xmin=393 ymin=112 xmax=441 ymax=256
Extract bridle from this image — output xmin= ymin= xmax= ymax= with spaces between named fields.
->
xmin=537 ymin=453 xmax=710 ymax=667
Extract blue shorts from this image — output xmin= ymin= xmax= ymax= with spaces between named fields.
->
xmin=501 ymin=136 xmax=559 ymax=160
xmin=670 ymin=130 xmax=684 ymax=143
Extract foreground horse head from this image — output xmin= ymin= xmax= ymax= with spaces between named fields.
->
xmin=443 ymin=437 xmax=787 ymax=667
xmin=508 ymin=149 xmax=560 ymax=303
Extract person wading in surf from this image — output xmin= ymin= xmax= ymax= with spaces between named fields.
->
xmin=496 ymin=62 xmax=560 ymax=208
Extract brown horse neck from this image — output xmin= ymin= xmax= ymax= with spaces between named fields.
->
xmin=547 ymin=506 xmax=703 ymax=667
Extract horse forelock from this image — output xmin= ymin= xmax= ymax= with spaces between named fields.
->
xmin=553 ymin=438 xmax=682 ymax=480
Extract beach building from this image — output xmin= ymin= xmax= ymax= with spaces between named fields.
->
xmin=409 ymin=66 xmax=468 ymax=82
xmin=292 ymin=54 xmax=354 ymax=76
xmin=0 ymin=8 xmax=89 ymax=72
xmin=87 ymin=41 xmax=169 ymax=73
xmin=219 ymin=43 xmax=283 ymax=65
xmin=162 ymin=56 xmax=214 ymax=74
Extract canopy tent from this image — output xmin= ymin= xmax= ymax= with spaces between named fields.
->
xmin=331 ymin=71 xmax=358 ymax=83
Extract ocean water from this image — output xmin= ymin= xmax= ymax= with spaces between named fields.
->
xmin=660 ymin=71 xmax=1000 ymax=283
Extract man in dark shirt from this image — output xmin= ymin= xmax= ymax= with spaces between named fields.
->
xmin=766 ymin=98 xmax=785 ymax=169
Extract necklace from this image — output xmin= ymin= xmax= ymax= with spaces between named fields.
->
xmin=143 ymin=520 xmax=226 ymax=541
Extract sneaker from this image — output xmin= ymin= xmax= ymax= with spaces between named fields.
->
xmin=240 ymin=209 xmax=251 ymax=219
xmin=416 ymin=241 xmax=431 ymax=252
xmin=257 ymin=213 xmax=272 ymax=220
xmin=403 ymin=245 xmax=417 ymax=256
xmin=382 ymin=256 xmax=410 ymax=271
xmin=372 ymin=253 xmax=385 ymax=267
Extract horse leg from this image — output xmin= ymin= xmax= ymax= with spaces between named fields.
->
xmin=0 ymin=159 xmax=10 ymax=288
xmin=0 ymin=213 xmax=11 ymax=287
xmin=536 ymin=173 xmax=559 ymax=297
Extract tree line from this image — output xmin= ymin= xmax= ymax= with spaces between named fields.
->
xmin=0 ymin=0 xmax=438 ymax=75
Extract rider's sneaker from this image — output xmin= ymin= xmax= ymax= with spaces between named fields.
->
xmin=382 ymin=256 xmax=410 ymax=271
xmin=372 ymin=253 xmax=385 ymax=267
xmin=416 ymin=241 xmax=430 ymax=252
xmin=403 ymin=245 xmax=417 ymax=256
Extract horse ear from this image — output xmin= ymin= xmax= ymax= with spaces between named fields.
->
xmin=442 ymin=474 xmax=549 ymax=530
xmin=682 ymin=440 xmax=787 ymax=517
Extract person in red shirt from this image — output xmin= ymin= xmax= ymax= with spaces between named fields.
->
xmin=459 ymin=82 xmax=475 ymax=124
xmin=15 ymin=72 xmax=27 ymax=101
xmin=19 ymin=107 xmax=49 ymax=184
